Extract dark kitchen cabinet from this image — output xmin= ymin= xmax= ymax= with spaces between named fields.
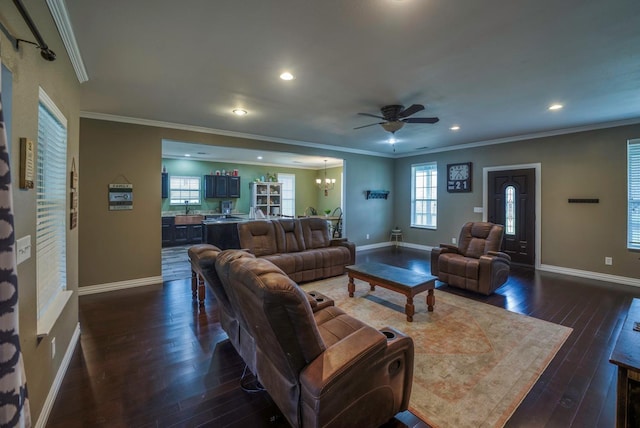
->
xmin=189 ymin=224 xmax=203 ymax=244
xmin=162 ymin=216 xmax=203 ymax=247
xmin=161 ymin=216 xmax=174 ymax=247
xmin=174 ymin=225 xmax=189 ymax=244
xmin=204 ymin=175 xmax=241 ymax=198
xmin=228 ymin=176 xmax=241 ymax=197
xmin=161 ymin=172 xmax=168 ymax=198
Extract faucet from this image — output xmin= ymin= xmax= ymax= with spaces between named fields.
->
xmin=184 ymin=200 xmax=190 ymax=215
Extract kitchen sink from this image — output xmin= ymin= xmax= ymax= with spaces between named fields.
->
xmin=174 ymin=215 xmax=204 ymax=225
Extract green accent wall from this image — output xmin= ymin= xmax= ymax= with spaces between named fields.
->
xmin=161 ymin=158 xmax=343 ymax=216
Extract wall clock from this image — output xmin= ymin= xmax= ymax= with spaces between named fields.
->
xmin=447 ymin=162 xmax=472 ymax=193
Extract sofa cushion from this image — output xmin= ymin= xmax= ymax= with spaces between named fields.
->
xmin=237 ymin=220 xmax=278 ymax=256
xmin=300 ymin=217 xmax=331 ymax=249
xmin=273 ymin=218 xmax=306 ymax=253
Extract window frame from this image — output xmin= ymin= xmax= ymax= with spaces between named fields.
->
xmin=628 ymin=139 xmax=640 ymax=250
xmin=169 ymin=175 xmax=201 ymax=206
xmin=411 ymin=162 xmax=438 ymax=229
xmin=277 ymin=173 xmax=295 ymax=217
xmin=36 ymin=87 xmax=72 ymax=336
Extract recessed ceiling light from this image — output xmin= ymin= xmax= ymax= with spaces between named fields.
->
xmin=184 ymin=154 xmax=191 ymax=157
xmin=257 ymin=156 xmax=263 ymax=160
xmin=549 ymin=104 xmax=563 ymax=110
xmin=232 ymin=108 xmax=247 ymax=116
xmin=450 ymin=125 xmax=460 ymax=131
xmin=280 ymin=72 xmax=294 ymax=81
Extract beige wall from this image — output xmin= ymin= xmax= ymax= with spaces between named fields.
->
xmin=394 ymin=123 xmax=640 ymax=279
xmin=79 ymin=118 xmax=395 ymax=287
xmin=1 ymin=0 xmax=81 ymax=422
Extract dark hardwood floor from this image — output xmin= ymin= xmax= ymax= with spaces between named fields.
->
xmin=47 ymin=247 xmax=640 ymax=427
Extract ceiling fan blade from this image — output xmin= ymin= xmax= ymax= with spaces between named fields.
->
xmin=403 ymin=117 xmax=440 ymax=124
xmin=358 ymin=112 xmax=386 ymax=120
xmin=398 ymin=104 xmax=425 ymax=118
xmin=354 ymin=121 xmax=385 ymax=130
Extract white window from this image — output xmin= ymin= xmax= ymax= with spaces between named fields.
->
xmin=169 ymin=176 xmax=201 ymax=205
xmin=278 ymin=173 xmax=295 ymax=217
xmin=411 ymin=162 xmax=437 ymax=228
xmin=628 ymin=139 xmax=640 ymax=249
xmin=36 ymin=88 xmax=70 ymax=333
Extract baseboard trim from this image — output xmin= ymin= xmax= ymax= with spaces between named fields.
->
xmin=538 ymin=264 xmax=640 ymax=288
xmin=35 ymin=322 xmax=81 ymax=428
xmin=78 ymin=276 xmax=164 ymax=295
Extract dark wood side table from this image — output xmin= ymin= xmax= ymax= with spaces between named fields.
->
xmin=610 ymin=298 xmax=640 ymax=428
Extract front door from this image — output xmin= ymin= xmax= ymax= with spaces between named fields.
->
xmin=487 ymin=168 xmax=536 ymax=266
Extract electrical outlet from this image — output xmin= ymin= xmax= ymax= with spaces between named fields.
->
xmin=366 ymin=234 xmax=370 ymax=240
xmin=452 ymin=237 xmax=457 ymax=244
xmin=605 ymin=257 xmax=613 ymax=266
xmin=51 ymin=337 xmax=56 ymax=359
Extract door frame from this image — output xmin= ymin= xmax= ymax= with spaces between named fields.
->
xmin=482 ymin=163 xmax=541 ymax=268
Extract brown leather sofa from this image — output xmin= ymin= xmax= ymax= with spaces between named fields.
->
xmin=237 ymin=217 xmax=355 ymax=283
xmin=430 ymin=221 xmax=511 ymax=295
xmin=214 ymin=249 xmax=414 ymax=428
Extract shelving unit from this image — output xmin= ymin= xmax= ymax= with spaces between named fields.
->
xmin=250 ymin=182 xmax=282 ymax=216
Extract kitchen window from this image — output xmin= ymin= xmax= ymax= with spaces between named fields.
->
xmin=278 ymin=173 xmax=295 ymax=217
xmin=169 ymin=176 xmax=201 ymax=205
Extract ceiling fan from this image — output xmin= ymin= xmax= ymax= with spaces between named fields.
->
xmin=354 ymin=104 xmax=439 ymax=133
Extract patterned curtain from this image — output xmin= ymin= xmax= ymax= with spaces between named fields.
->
xmin=0 ymin=57 xmax=32 ymax=427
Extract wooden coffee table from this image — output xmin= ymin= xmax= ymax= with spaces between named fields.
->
xmin=346 ymin=262 xmax=437 ymax=322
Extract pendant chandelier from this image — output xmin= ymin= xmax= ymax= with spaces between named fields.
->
xmin=316 ymin=160 xmax=336 ymax=196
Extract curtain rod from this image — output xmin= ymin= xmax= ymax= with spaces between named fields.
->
xmin=11 ymin=0 xmax=56 ymax=61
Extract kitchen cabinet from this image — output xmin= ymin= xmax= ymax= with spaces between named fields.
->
xmin=251 ymin=182 xmax=282 ymax=216
xmin=162 ymin=216 xmax=203 ymax=247
xmin=161 ymin=172 xmax=168 ymax=198
xmin=204 ymin=175 xmax=241 ymax=198
xmin=162 ymin=216 xmax=174 ymax=247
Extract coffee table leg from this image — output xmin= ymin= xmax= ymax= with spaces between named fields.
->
xmin=405 ymin=296 xmax=415 ymax=322
xmin=348 ymin=275 xmax=355 ymax=297
xmin=427 ymin=289 xmax=435 ymax=312
xmin=370 ymin=282 xmax=376 ymax=291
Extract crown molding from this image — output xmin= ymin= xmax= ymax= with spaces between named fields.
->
xmin=399 ymin=117 xmax=640 ymax=158
xmin=46 ymin=0 xmax=89 ymax=83
xmin=80 ymin=111 xmax=394 ymax=158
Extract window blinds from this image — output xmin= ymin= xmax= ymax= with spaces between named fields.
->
xmin=36 ymin=92 xmax=67 ymax=320
xmin=629 ymin=139 xmax=640 ymax=249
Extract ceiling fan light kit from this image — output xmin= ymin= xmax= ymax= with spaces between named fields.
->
xmin=355 ymin=104 xmax=440 ymax=144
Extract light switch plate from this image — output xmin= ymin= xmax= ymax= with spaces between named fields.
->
xmin=16 ymin=235 xmax=31 ymax=265
xmin=473 ymin=207 xmax=483 ymax=213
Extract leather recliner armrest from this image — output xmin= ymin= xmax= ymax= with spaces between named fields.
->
xmin=487 ymin=250 xmax=511 ymax=261
xmin=300 ymin=325 xmax=411 ymax=396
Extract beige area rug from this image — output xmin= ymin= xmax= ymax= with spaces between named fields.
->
xmin=301 ymin=276 xmax=573 ymax=428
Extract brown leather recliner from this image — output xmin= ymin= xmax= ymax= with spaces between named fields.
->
xmin=187 ymin=244 xmax=334 ymax=375
xmin=431 ymin=222 xmax=511 ymax=295
xmin=215 ymin=249 xmax=414 ymax=428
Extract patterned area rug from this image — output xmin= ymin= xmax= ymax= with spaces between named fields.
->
xmin=301 ymin=276 xmax=572 ymax=428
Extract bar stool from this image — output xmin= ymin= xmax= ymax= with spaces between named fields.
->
xmin=390 ymin=227 xmax=403 ymax=249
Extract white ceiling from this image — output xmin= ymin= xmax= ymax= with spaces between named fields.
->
xmin=66 ymin=0 xmax=640 ymax=159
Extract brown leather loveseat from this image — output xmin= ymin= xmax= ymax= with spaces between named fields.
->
xmin=237 ymin=217 xmax=355 ymax=283
xmin=214 ymin=249 xmax=414 ymax=428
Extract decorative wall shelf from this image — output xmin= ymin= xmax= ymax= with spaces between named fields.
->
xmin=365 ymin=190 xmax=390 ymax=200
